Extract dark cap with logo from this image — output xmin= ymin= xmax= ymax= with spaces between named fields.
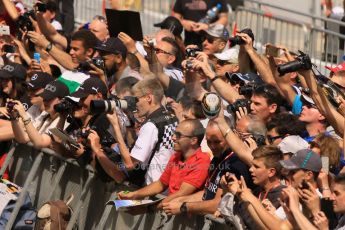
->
xmin=27 ymin=72 xmax=55 ymax=90
xmin=71 ymin=77 xmax=107 ymax=99
xmin=279 ymin=149 xmax=322 ymax=172
xmin=95 ymin=37 xmax=127 ymax=57
xmin=154 ymin=16 xmax=183 ymax=36
xmin=38 ymin=80 xmax=70 ymax=101
xmin=0 ymin=63 xmax=27 ymax=80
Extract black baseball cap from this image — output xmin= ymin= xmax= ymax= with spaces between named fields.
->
xmin=70 ymin=77 xmax=107 ymax=99
xmin=0 ymin=63 xmax=27 ymax=80
xmin=38 ymin=80 xmax=70 ymax=101
xmin=154 ymin=16 xmax=183 ymax=36
xmin=27 ymin=72 xmax=55 ymax=90
xmin=95 ymin=37 xmax=127 ymax=57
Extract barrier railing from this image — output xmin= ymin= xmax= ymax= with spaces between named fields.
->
xmin=1 ymin=143 xmax=234 ymax=229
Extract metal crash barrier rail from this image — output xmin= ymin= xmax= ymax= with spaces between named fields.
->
xmin=0 ymin=143 xmax=234 ymax=230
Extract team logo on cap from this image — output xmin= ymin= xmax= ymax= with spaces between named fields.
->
xmin=3 ymin=65 xmax=14 ymax=72
xmin=45 ymin=84 xmax=56 ymax=92
xmin=31 ymin=74 xmax=38 ymax=81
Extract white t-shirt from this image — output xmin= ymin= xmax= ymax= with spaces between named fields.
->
xmin=130 ymin=121 xmax=174 ymax=185
xmin=164 ymin=67 xmax=184 ymax=82
xmin=51 ymin=19 xmax=62 ymax=31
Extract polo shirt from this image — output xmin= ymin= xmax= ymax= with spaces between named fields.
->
xmin=160 ymin=148 xmax=211 ymax=194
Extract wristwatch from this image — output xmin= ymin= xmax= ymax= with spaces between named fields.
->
xmin=45 ymin=42 xmax=53 ymax=52
xmin=180 ymin=202 xmax=188 ymax=214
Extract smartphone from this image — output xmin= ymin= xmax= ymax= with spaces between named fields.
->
xmin=321 ymin=156 xmax=329 ymax=174
xmin=3 ymin=44 xmax=16 ymax=53
xmin=0 ymin=25 xmax=10 ymax=36
xmin=35 ymin=3 xmax=46 ymax=12
xmin=301 ymin=180 xmax=309 ymax=190
xmin=266 ymin=46 xmax=280 ymax=57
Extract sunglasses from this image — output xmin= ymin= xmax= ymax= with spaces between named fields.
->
xmin=267 ymin=135 xmax=284 ymax=144
xmin=216 ymin=60 xmax=233 ymax=66
xmin=154 ymin=47 xmax=172 ymax=55
xmin=202 ymin=35 xmax=216 ymax=44
xmin=174 ymin=131 xmax=193 ymax=139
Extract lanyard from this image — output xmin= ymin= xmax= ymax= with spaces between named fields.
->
xmin=258 ymin=182 xmax=281 ymax=201
xmin=205 ymin=151 xmax=234 ymax=187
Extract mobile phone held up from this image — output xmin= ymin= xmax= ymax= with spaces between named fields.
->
xmin=3 ymin=44 xmax=16 ymax=53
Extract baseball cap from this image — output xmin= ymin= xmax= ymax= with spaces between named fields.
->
xmin=325 ymin=62 xmax=345 ymax=73
xmin=278 ymin=135 xmax=309 ymax=154
xmin=95 ymin=37 xmax=127 ymax=57
xmin=0 ymin=63 xmax=27 ymax=80
xmin=38 ymin=81 xmax=70 ymax=101
xmin=71 ymin=77 xmax=107 ymax=99
xmin=214 ymin=48 xmax=239 ymax=63
xmin=154 ymin=16 xmax=183 ymax=36
xmin=279 ymin=149 xmax=322 ymax=172
xmin=225 ymin=72 xmax=263 ymax=85
xmin=27 ymin=72 xmax=55 ymax=90
xmin=202 ymin=24 xmax=229 ymax=41
xmin=301 ymin=94 xmax=316 ymax=107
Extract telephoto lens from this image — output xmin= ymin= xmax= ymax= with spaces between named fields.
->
xmin=90 ymin=96 xmax=138 ymax=114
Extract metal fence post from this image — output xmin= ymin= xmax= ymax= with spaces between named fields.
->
xmin=66 ymin=169 xmax=95 ymax=230
xmin=5 ymin=151 xmax=44 ymax=230
xmin=0 ymin=143 xmax=16 ymax=178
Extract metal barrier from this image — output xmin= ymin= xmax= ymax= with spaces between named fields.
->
xmin=0 ymin=143 xmax=234 ymax=229
xmin=233 ymin=3 xmax=345 ymax=74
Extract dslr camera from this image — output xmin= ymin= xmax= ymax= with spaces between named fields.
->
xmin=54 ymin=97 xmax=80 ymax=114
xmin=186 ymin=48 xmax=201 ymax=58
xmin=78 ymin=57 xmax=105 ymax=72
xmin=227 ymin=99 xmax=251 ymax=114
xmin=277 ymin=51 xmax=312 ymax=76
xmin=17 ymin=10 xmax=36 ymax=32
xmin=239 ymin=84 xmax=256 ymax=97
xmin=90 ymin=95 xmax=138 ymax=114
xmin=229 ymin=28 xmax=254 ymax=47
xmin=6 ymin=101 xmax=17 ymax=112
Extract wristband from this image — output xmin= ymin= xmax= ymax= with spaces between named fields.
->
xmin=224 ymin=128 xmax=231 ymax=139
xmin=130 ymin=50 xmax=138 ymax=55
xmin=23 ymin=117 xmax=31 ymax=126
xmin=45 ymin=42 xmax=53 ymax=52
xmin=210 ymin=76 xmax=220 ymax=83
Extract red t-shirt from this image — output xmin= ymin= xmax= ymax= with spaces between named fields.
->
xmin=160 ymin=148 xmax=211 ymax=194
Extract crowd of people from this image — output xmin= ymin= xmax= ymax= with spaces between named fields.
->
xmin=0 ymin=0 xmax=345 ymax=229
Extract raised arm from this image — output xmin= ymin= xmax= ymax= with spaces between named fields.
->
xmin=35 ymin=12 xmax=68 ymax=50
xmin=27 ymin=31 xmax=77 ymax=70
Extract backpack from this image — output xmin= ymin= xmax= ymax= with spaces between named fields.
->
xmin=0 ymin=179 xmax=36 ymax=229
xmin=34 ymin=195 xmax=74 ymax=230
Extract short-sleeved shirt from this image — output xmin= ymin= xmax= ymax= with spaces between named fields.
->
xmin=160 ymin=148 xmax=211 ymax=194
xmin=173 ymin=0 xmax=228 ymax=46
xmin=202 ymin=149 xmax=253 ymax=200
xmin=164 ymin=77 xmax=185 ymax=102
xmin=292 ymin=94 xmax=303 ymax=115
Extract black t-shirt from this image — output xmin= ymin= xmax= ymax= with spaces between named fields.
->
xmin=164 ymin=77 xmax=185 ymax=102
xmin=253 ymin=184 xmax=286 ymax=209
xmin=69 ymin=113 xmax=117 ymax=182
xmin=202 ymin=149 xmax=253 ymax=200
xmin=173 ymin=0 xmax=228 ymax=46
